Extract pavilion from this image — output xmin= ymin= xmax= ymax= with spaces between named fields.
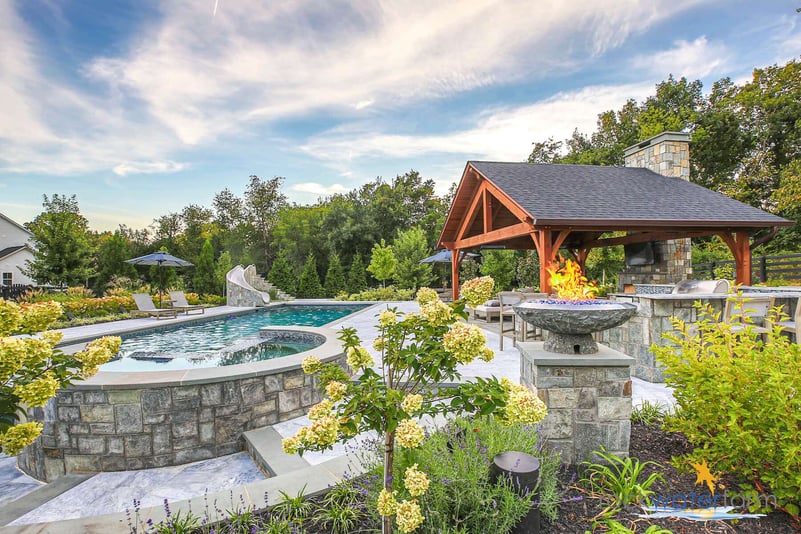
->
xmin=437 ymin=132 xmax=792 ymax=299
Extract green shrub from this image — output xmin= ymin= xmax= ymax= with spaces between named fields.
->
xmin=335 ymin=285 xmax=415 ymax=301
xmin=580 ymin=448 xmax=663 ymax=512
xmin=359 ymin=415 xmax=560 ymax=533
xmin=652 ymin=303 xmax=801 ymax=518
xmin=630 ymin=400 xmax=668 ymax=426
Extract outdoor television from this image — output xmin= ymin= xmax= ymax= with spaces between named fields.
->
xmin=624 ymin=242 xmax=655 ymax=266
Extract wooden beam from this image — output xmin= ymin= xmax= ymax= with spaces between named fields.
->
xmin=483 ymin=189 xmax=492 ymax=233
xmin=451 ymin=249 xmax=460 ymax=301
xmin=581 ymin=230 xmax=722 ymax=249
xmin=454 ymin=181 xmax=487 ymax=242
xmin=531 ymin=230 xmax=553 ymax=295
xmin=483 ymin=181 xmax=534 ymax=224
xmin=453 ymin=222 xmax=533 ymax=249
xmin=716 ymin=231 xmax=752 ymax=286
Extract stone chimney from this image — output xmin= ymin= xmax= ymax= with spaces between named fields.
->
xmin=618 ymin=131 xmax=693 ymax=290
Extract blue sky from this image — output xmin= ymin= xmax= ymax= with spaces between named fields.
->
xmin=1 ymin=0 xmax=800 ymax=232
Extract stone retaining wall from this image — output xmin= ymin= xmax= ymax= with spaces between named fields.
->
xmin=18 ymin=328 xmax=346 ymax=482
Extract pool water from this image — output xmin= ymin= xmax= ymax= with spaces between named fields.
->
xmin=100 ymin=304 xmax=367 ymax=372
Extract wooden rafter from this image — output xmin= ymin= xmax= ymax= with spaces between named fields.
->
xmin=454 ymin=181 xmax=487 ymax=242
xmin=453 ymin=222 xmax=533 ymax=249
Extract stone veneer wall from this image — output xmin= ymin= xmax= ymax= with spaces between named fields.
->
xmin=619 ymin=132 xmax=693 ymax=289
xmin=18 ymin=354 xmax=345 ymax=482
xmin=519 ymin=343 xmax=633 ymax=465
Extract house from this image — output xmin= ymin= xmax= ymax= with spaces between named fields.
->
xmin=0 ymin=213 xmax=36 ymax=287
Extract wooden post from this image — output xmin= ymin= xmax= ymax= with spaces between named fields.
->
xmin=717 ymin=231 xmax=752 ymax=286
xmin=451 ymin=249 xmax=460 ymax=301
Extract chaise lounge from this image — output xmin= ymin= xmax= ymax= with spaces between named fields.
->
xmin=132 ymin=293 xmax=178 ymax=320
xmin=169 ymin=291 xmax=205 ymax=315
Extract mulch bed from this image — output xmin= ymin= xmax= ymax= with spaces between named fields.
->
xmin=544 ymin=422 xmax=799 ymax=533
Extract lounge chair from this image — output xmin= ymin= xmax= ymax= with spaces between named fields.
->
xmin=169 ymin=291 xmax=205 ymax=315
xmin=132 ymin=293 xmax=178 ymax=320
xmin=723 ymin=294 xmax=775 ymax=337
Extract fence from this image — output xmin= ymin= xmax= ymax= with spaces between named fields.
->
xmin=0 ymin=284 xmax=34 ymax=301
xmin=693 ymin=253 xmax=801 ymax=284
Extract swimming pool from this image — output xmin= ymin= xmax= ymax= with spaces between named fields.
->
xmin=102 ymin=304 xmax=367 ymax=372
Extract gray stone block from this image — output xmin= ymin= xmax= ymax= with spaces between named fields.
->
xmin=199 ymin=407 xmax=214 ymax=422
xmin=126 ymin=458 xmax=144 ymax=470
xmin=115 ymin=404 xmax=143 ymax=434
xmin=222 ymin=381 xmax=242 ymax=404
xmin=200 ymin=383 xmax=223 ymax=406
xmin=574 ymin=423 xmax=603 ymax=464
xmin=171 ymin=410 xmax=197 ymax=423
xmin=173 ymin=436 xmax=200 ymax=450
xmin=536 ymin=376 xmax=574 ymax=388
xmin=64 ymin=454 xmax=100 ymax=474
xmin=598 ymin=380 xmax=623 ymax=397
xmin=143 ymin=412 xmax=169 ymax=425
xmin=264 ymin=375 xmax=281 ymax=393
xmin=58 ymin=406 xmax=80 ymax=422
xmin=124 ymin=435 xmax=152 ymax=457
xmin=81 ymin=404 xmax=114 ymax=423
xmin=142 ymin=389 xmax=171 ymax=413
xmin=83 ymin=391 xmax=107 ymax=404
xmin=605 ymin=367 xmax=631 ymax=380
xmin=577 ymin=388 xmax=597 ymax=409
xmin=598 ymin=397 xmax=632 ymax=420
xmin=101 ymin=456 xmax=127 ymax=471
xmin=78 ymin=436 xmax=106 ymax=454
xmin=108 ymin=436 xmax=124 ymax=454
xmin=144 ymin=455 xmax=172 ymax=469
xmin=89 ymin=423 xmax=116 ymax=434
xmin=574 ymin=368 xmax=600 ymax=387
xmin=574 ymin=409 xmax=597 ymax=422
xmin=539 ymin=409 xmax=572 ymax=439
xmin=548 ymin=388 xmax=578 ymax=409
xmin=215 ymin=412 xmax=250 ymax=444
xmin=279 ymin=389 xmax=301 ymax=413
xmin=152 ymin=425 xmax=171 ymax=455
xmin=215 ymin=404 xmax=240 ymax=417
xmin=172 ymin=386 xmax=200 ymax=409
xmin=44 ymin=457 xmax=66 ymax=481
xmin=283 ymin=371 xmax=305 ymax=390
xmin=69 ymin=423 xmax=89 ymax=434
xmin=241 ymin=378 xmax=266 ymax=405
xmin=172 ymin=420 xmax=198 ymax=439
xmin=199 ymin=422 xmax=214 ymax=443
xmin=107 ymin=390 xmax=141 ymax=404
xmin=252 ymin=399 xmax=277 ymax=416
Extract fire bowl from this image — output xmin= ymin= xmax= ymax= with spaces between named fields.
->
xmin=513 ymin=300 xmax=637 ymax=354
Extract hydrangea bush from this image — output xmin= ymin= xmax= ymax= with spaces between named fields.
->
xmin=0 ymin=298 xmax=121 ymax=455
xmin=283 ymin=276 xmax=547 ymax=533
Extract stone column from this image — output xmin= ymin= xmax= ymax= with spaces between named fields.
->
xmin=519 ymin=342 xmax=633 ymax=465
xmin=619 ymin=131 xmax=693 ymax=289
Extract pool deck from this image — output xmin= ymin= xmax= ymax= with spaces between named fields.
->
xmin=0 ymin=300 xmax=673 ymax=532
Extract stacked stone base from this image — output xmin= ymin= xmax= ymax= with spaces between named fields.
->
xmin=519 ymin=342 xmax=633 ymax=465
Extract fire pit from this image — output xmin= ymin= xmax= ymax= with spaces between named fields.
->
xmin=514 ymin=299 xmax=637 ymax=354
xmin=513 ymin=258 xmax=637 ymax=354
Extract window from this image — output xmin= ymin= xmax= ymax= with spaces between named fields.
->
xmin=2 ymin=273 xmax=11 ymax=286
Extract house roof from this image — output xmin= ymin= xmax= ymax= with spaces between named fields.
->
xmin=0 ymin=245 xmax=26 ymax=260
xmin=468 ymin=161 xmax=789 ymax=228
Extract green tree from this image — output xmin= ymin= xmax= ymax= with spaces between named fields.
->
xmin=193 ymin=239 xmax=217 ymax=295
xmin=391 ymin=227 xmax=433 ymax=290
xmin=268 ymin=249 xmax=297 ymax=295
xmin=479 ymin=250 xmax=516 ymax=291
xmin=324 ymin=251 xmax=346 ymax=297
xmin=94 ymin=230 xmax=137 ymax=294
xmin=368 ymin=239 xmax=397 ymax=287
xmin=516 ymin=250 xmax=540 ymax=289
xmin=347 ymin=252 xmax=368 ymax=294
xmin=245 ymin=175 xmax=287 ymax=271
xmin=215 ymin=251 xmax=232 ymax=296
xmin=297 ymin=252 xmax=324 ymax=298
xmin=24 ymin=194 xmax=94 ymax=287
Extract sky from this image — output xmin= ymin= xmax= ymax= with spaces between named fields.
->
xmin=1 ymin=1 xmax=800 ymax=232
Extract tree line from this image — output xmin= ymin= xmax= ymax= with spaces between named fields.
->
xmin=21 ymin=57 xmax=801 ymax=296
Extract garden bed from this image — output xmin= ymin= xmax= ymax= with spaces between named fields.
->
xmin=547 ymin=422 xmax=799 ymax=533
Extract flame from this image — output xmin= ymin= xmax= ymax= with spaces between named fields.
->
xmin=547 ymin=256 xmax=598 ymax=300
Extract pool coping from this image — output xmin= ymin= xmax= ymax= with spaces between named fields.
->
xmin=62 ymin=302 xmax=381 ymax=390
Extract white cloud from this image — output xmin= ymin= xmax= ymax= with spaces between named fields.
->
xmin=301 ymin=82 xmax=654 ymax=165
xmin=291 ymin=182 xmax=349 ymax=196
xmin=632 ymin=37 xmax=730 ymax=79
xmin=113 ymin=161 xmax=187 ymax=176
xmin=353 ymin=99 xmax=375 ymax=110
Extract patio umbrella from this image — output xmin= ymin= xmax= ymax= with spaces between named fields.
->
xmin=125 ymin=251 xmax=193 ymax=307
xmin=419 ymin=250 xmax=479 ymax=263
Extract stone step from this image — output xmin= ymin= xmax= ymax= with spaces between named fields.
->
xmin=242 ymin=426 xmax=310 ymax=477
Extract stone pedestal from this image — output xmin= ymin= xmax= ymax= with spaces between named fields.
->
xmin=519 ymin=342 xmax=633 ymax=465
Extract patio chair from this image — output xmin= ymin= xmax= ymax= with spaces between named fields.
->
xmin=777 ymin=298 xmax=801 ymax=342
xmin=473 ymin=299 xmax=502 ymax=321
xmin=498 ymin=292 xmax=525 ymax=350
xmin=131 ymin=293 xmax=178 ymax=320
xmin=722 ymin=294 xmax=775 ymax=336
xmin=168 ymin=291 xmax=205 ymax=315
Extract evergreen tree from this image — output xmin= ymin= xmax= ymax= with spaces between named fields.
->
xmin=391 ymin=227 xmax=433 ymax=290
xmin=268 ymin=250 xmax=297 ymax=295
xmin=347 ymin=252 xmax=368 ymax=294
xmin=297 ymin=252 xmax=324 ymax=298
xmin=215 ymin=251 xmax=232 ymax=296
xmin=367 ymin=239 xmax=397 ymax=287
xmin=193 ymin=239 xmax=217 ymax=295
xmin=324 ymin=251 xmax=346 ymax=297
xmin=94 ymin=230 xmax=137 ymax=294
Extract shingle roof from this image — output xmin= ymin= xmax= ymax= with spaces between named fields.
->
xmin=0 ymin=246 xmax=25 ymax=260
xmin=470 ymin=161 xmax=790 ymax=227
